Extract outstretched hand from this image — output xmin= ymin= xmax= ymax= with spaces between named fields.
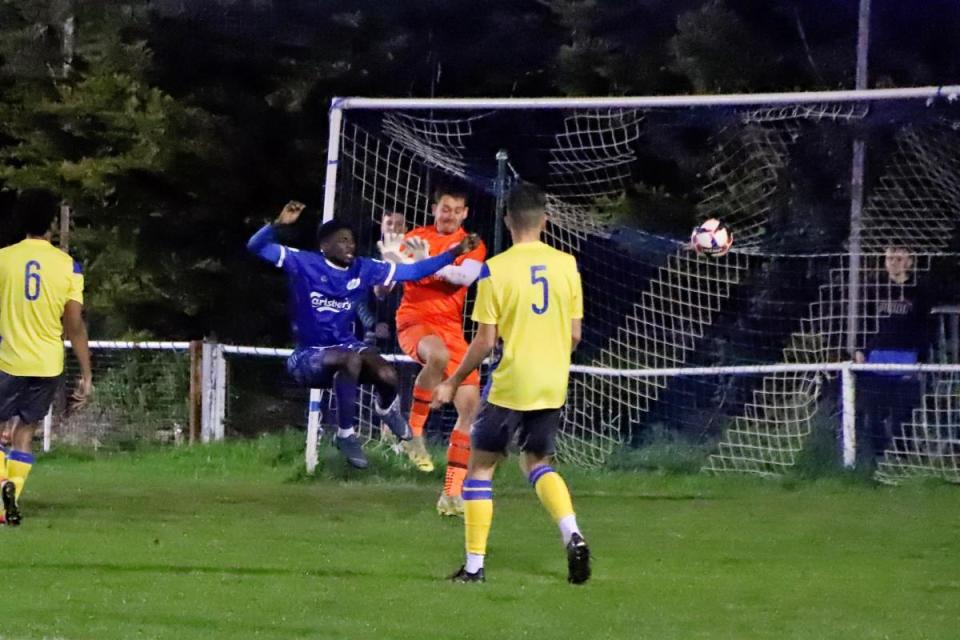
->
xmin=452 ymin=233 xmax=481 ymax=257
xmin=275 ymin=201 xmax=306 ymax=225
xmin=378 ymin=233 xmax=410 ymax=264
xmin=406 ymin=237 xmax=430 ymax=261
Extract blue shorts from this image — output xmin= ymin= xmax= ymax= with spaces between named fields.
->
xmin=286 ymin=342 xmax=370 ymax=388
xmin=0 ymin=371 xmax=61 ymax=424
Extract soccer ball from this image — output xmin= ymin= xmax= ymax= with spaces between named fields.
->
xmin=690 ymin=218 xmax=732 ymax=256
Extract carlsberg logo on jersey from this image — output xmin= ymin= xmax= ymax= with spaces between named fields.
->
xmin=310 ymin=292 xmax=352 ymax=313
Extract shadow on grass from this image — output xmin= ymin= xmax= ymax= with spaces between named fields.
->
xmin=9 ymin=559 xmax=446 ymax=587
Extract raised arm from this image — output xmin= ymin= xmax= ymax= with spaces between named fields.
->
xmin=391 ymin=251 xmax=456 ymax=283
xmin=246 ymin=224 xmax=283 ymax=265
xmin=435 ymin=259 xmax=484 ymax=287
xmin=247 ymin=201 xmax=306 ymax=266
xmin=389 ymin=233 xmax=481 ymax=284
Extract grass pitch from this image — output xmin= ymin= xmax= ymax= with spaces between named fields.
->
xmin=3 ymin=434 xmax=958 ymax=639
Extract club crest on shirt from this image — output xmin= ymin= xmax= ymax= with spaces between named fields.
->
xmin=346 ymin=277 xmax=361 ymax=290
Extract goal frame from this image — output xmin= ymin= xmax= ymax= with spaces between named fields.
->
xmin=313 ymin=86 xmax=960 ymax=476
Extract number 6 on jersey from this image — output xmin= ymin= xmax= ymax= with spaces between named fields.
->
xmin=24 ymin=260 xmax=41 ymax=301
xmin=531 ymin=265 xmax=548 ymax=314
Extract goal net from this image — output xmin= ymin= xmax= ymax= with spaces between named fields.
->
xmin=322 ymin=88 xmax=960 ymax=482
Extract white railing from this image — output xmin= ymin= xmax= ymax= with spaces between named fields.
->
xmin=63 ymin=340 xmax=960 ymax=478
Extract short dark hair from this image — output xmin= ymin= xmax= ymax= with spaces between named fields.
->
xmin=432 ymin=183 xmax=469 ymax=205
xmin=15 ymin=188 xmax=60 ymax=237
xmin=316 ymin=219 xmax=354 ymax=246
xmin=506 ymin=182 xmax=546 ymax=230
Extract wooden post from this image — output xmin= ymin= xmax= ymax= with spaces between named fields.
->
xmin=189 ymin=340 xmax=202 ymax=444
xmin=59 ymin=203 xmax=71 ymax=251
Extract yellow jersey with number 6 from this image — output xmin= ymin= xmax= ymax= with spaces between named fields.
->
xmin=471 ymin=241 xmax=583 ymax=411
xmin=0 ymin=238 xmax=84 ymax=377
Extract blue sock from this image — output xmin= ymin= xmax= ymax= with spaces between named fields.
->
xmin=333 ymin=373 xmax=358 ymax=432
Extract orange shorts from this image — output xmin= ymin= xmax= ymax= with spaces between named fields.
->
xmin=397 ymin=323 xmax=481 ymax=387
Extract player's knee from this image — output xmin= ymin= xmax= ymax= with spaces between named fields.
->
xmin=424 ymin=347 xmax=449 ymax=371
xmin=12 ymin=423 xmax=37 ymax=450
xmin=377 ymin=364 xmax=400 ymax=389
xmin=520 ymin=452 xmax=551 ymax=476
xmin=455 ymin=388 xmax=480 ymax=417
xmin=343 ymin=352 xmax=363 ymax=378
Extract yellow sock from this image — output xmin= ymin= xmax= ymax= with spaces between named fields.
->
xmin=0 ymin=444 xmax=8 ymax=479
xmin=7 ymin=450 xmax=34 ymax=499
xmin=462 ymin=478 xmax=493 ymax=556
xmin=529 ymin=465 xmax=574 ymax=522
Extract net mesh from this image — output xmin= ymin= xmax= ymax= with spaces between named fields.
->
xmin=57 ymin=345 xmax=190 ymax=449
xmin=323 ymin=94 xmax=960 ymax=480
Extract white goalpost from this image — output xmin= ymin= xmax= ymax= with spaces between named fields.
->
xmin=306 ymin=86 xmax=960 ymax=482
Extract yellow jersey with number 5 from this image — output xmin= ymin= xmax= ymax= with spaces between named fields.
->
xmin=0 ymin=238 xmax=84 ymax=377
xmin=471 ymin=241 xmax=583 ymax=411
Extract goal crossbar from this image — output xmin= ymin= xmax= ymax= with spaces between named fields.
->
xmin=334 ymin=86 xmax=960 ymax=111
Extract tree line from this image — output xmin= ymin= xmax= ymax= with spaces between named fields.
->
xmin=1 ymin=0 xmax=958 ymax=343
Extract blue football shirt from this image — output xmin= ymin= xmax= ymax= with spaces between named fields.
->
xmin=276 ymin=246 xmax=395 ymax=349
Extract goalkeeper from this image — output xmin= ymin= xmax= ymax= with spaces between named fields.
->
xmin=247 ymin=201 xmax=479 ymax=470
xmin=377 ymin=186 xmax=486 ymax=517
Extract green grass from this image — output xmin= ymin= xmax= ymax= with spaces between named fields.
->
xmin=4 ymin=435 xmax=959 ymax=640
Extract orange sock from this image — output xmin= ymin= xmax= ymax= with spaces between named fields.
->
xmin=410 ymin=385 xmax=432 ymax=438
xmin=444 ymin=430 xmax=471 ymax=497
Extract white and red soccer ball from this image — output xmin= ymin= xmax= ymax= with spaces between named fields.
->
xmin=690 ymin=218 xmax=733 ymax=256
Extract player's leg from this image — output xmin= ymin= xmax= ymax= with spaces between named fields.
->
xmin=450 ymin=403 xmax=514 ymax=583
xmin=325 ymin=350 xmax=370 ymax=468
xmin=0 ymin=380 xmax=18 ymax=485
xmin=438 ymin=382 xmax=479 ymax=517
xmin=395 ymin=326 xmax=444 ymax=471
xmin=0 ymin=419 xmax=14 ymax=526
xmin=0 ymin=374 xmax=58 ymax=526
xmin=0 ymin=418 xmax=12 ymax=479
xmin=404 ymin=334 xmax=448 ymax=471
xmin=4 ymin=420 xmax=38 ymax=525
xmin=0 ymin=389 xmax=17 ymax=525
xmin=411 ymin=333 xmax=449 ymax=433
xmin=288 ymin=347 xmax=367 ymax=468
xmin=358 ymin=350 xmax=411 ymax=442
xmin=519 ymin=409 xmax=590 ymax=584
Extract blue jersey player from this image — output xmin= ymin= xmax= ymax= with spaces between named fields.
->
xmin=247 ymin=201 xmax=480 ymax=469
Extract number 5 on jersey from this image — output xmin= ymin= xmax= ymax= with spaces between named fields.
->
xmin=24 ymin=260 xmax=41 ymax=301
xmin=531 ymin=265 xmax=548 ymax=314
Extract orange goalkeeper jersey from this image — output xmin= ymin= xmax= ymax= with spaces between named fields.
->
xmin=395 ymin=225 xmax=487 ymax=331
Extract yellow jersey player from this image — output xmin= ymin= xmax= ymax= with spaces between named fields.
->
xmin=433 ymin=182 xmax=590 ymax=584
xmin=0 ymin=189 xmax=93 ymax=526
